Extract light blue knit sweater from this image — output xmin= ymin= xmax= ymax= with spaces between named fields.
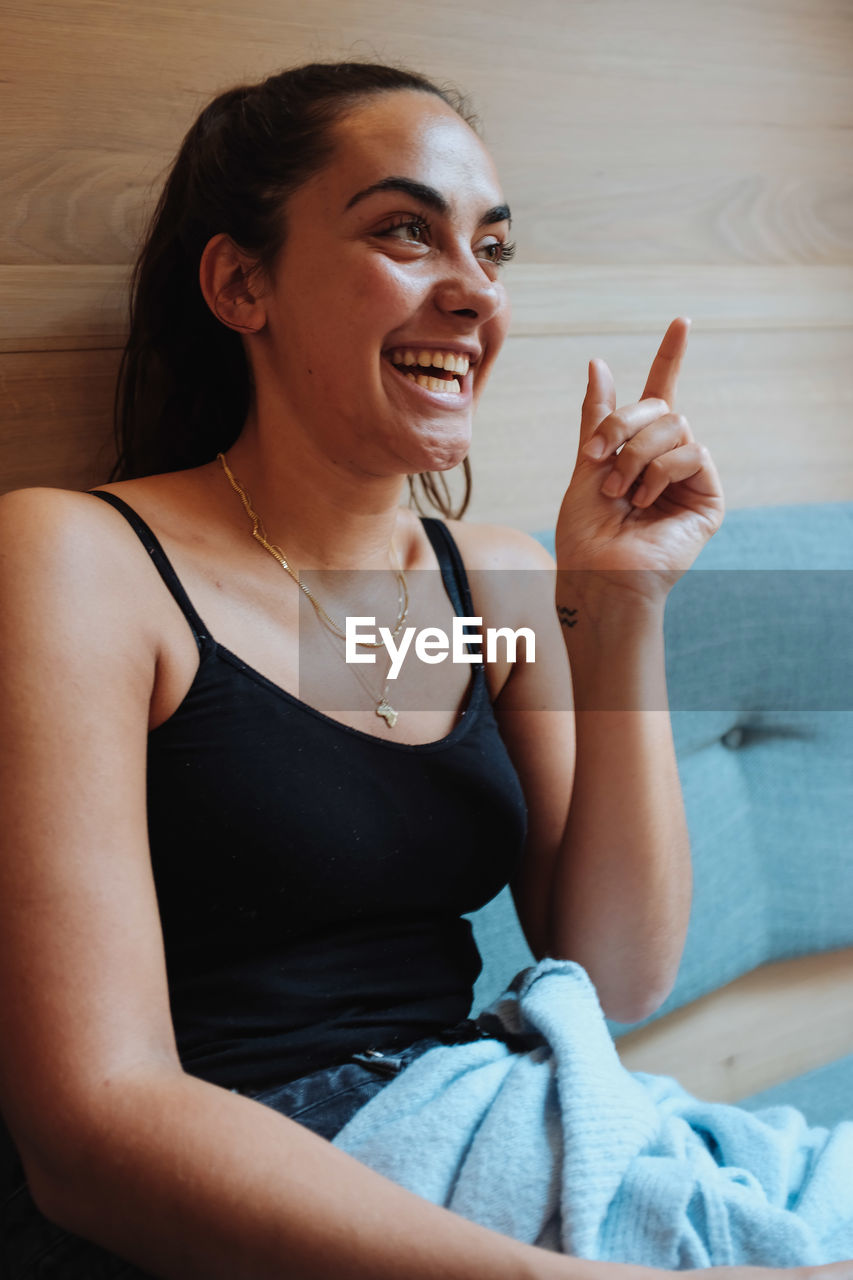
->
xmin=334 ymin=960 xmax=853 ymax=1265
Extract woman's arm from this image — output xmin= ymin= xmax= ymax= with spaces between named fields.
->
xmin=551 ymin=581 xmax=690 ymax=1024
xmin=484 ymin=320 xmax=723 ymax=1025
xmin=482 ymin=532 xmax=689 ymax=1025
xmin=0 ymin=486 xmax=660 ymax=1280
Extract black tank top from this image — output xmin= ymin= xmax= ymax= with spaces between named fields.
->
xmin=91 ymin=491 xmax=528 ymax=1091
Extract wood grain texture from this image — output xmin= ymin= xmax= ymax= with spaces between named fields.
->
xmin=0 ymin=348 xmax=119 ymax=493
xmin=2 ymin=0 xmax=851 ymax=266
xmin=616 ymin=948 xmax=853 ymax=1102
xmin=466 ymin=326 xmax=853 ymax=530
xmin=0 ymin=266 xmax=130 ymax=352
xmin=505 ymin=266 xmax=853 ymax=336
xmin=4 ymin=132 xmax=849 ymax=269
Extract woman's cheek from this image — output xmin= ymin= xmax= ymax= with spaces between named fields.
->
xmin=358 ymin=253 xmax=432 ymax=310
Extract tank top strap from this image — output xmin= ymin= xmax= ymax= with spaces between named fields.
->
xmin=90 ymin=497 xmax=470 ymax=653
xmin=418 ymin=516 xmax=476 ymax=619
xmin=89 ymin=490 xmax=210 ymax=650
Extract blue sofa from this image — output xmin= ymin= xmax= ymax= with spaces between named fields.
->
xmin=467 ymin=501 xmax=853 ymax=1128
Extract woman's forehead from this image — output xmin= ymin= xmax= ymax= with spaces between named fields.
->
xmin=317 ymin=91 xmax=505 ymax=213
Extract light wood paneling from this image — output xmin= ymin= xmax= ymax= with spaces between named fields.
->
xmin=506 ymin=267 xmax=853 ymax=336
xmin=467 ymin=327 xmax=853 ymax=529
xmin=4 ymin=132 xmax=849 ymax=269
xmin=0 ymin=349 xmax=119 ymax=493
xmin=617 ymin=948 xmax=853 ymax=1103
xmin=2 ymin=0 xmax=851 ymax=267
xmin=0 ymin=266 xmax=130 ymax=353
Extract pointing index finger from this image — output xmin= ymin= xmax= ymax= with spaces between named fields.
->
xmin=640 ymin=316 xmax=691 ymax=407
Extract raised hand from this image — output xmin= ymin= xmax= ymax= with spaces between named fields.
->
xmin=554 ymin=318 xmax=725 ymax=603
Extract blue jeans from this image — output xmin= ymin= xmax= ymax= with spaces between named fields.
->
xmin=0 ymin=1026 xmax=480 ymax=1278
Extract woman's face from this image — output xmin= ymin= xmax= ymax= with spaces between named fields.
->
xmin=252 ymin=90 xmax=513 ymax=479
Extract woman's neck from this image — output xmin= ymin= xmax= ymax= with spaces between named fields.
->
xmin=217 ymin=422 xmax=412 ymax=573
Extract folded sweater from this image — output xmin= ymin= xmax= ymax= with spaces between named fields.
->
xmin=334 ymin=959 xmax=853 ymax=1266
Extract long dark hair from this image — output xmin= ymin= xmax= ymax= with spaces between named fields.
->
xmin=112 ymin=62 xmax=478 ymax=518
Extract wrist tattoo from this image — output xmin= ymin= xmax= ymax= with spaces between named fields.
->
xmin=558 ymin=605 xmax=578 ymax=629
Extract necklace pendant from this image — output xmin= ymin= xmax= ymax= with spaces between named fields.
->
xmin=376 ymin=697 xmax=398 ymax=728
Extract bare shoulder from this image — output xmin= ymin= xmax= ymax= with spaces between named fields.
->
xmin=0 ymin=483 xmax=100 ymax=523
xmin=442 ymin=517 xmax=556 ymax=572
xmin=0 ymin=484 xmax=129 ymax=561
xmin=0 ymin=486 xmax=161 ymax=672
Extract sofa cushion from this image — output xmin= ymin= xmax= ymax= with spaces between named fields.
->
xmin=739 ymin=1051 xmax=853 ymax=1129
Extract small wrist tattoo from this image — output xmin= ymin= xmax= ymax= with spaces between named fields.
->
xmin=558 ymin=605 xmax=578 ymax=629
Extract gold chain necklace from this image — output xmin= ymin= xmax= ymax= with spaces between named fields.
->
xmin=217 ymin=451 xmax=407 ymax=727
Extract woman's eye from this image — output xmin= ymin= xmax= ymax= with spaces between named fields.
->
xmin=477 ymin=240 xmax=517 ymax=266
xmin=374 ymin=219 xmax=516 ymax=266
xmin=378 ymin=217 xmax=431 ymax=245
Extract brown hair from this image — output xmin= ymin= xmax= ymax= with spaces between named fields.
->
xmin=112 ymin=62 xmax=479 ymax=517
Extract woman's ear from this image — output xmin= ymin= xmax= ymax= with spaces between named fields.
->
xmin=199 ymin=233 xmax=266 ymax=335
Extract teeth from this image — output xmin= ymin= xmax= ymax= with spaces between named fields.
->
xmin=390 ymin=348 xmax=470 ymax=376
xmin=410 ymin=373 xmax=461 ymax=394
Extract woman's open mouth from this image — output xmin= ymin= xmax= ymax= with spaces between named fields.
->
xmin=383 ymin=347 xmax=472 ymax=396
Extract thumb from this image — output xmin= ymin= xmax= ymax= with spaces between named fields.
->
xmin=577 ymin=357 xmax=616 ymax=461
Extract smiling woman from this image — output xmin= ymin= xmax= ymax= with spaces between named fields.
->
xmin=112 ymin=65 xmax=508 ymax=514
xmin=0 ymin=59 xmax=850 ymax=1280
xmin=196 ymin=87 xmax=514 ymax=490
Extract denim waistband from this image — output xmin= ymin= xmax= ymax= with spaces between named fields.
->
xmin=240 ymin=1018 xmax=503 ymax=1142
xmin=348 ymin=1017 xmax=496 ymax=1077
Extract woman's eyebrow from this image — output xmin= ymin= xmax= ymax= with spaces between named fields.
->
xmin=344 ymin=176 xmax=511 ymax=227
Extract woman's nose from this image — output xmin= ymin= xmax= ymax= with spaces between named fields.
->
xmin=431 ymin=253 xmax=504 ymax=324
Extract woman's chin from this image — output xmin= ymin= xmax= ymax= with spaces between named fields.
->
xmin=405 ymin=426 xmax=472 ymax=475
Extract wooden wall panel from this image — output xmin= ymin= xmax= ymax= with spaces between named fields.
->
xmin=467 ymin=327 xmax=853 ymax=530
xmin=0 ymin=349 xmax=119 ymax=493
xmin=617 ymin=948 xmax=853 ymax=1104
xmin=1 ymin=0 xmax=851 ymax=525
xmin=506 ymin=266 xmax=853 ymax=336
xmin=3 ymin=2 xmax=852 ymax=267
xmin=0 ymin=266 xmax=129 ymax=352
xmin=4 ymin=126 xmax=850 ymax=270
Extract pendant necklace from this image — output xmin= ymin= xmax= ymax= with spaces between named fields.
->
xmin=217 ymin=451 xmax=408 ymax=727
